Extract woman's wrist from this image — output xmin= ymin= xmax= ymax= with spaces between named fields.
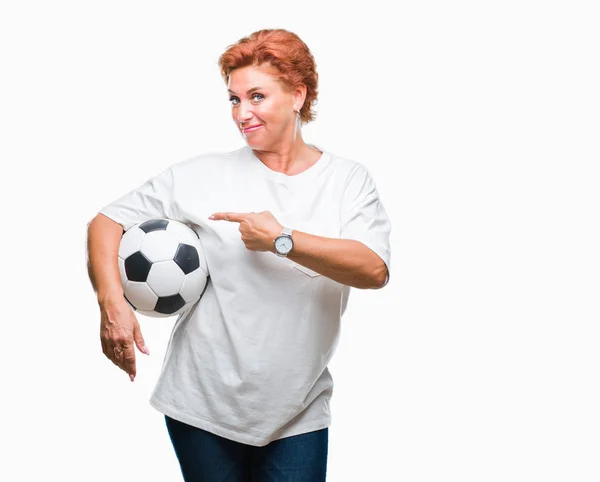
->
xmin=97 ymin=288 xmax=126 ymax=309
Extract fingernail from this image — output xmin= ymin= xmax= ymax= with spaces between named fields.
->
xmin=143 ymin=346 xmax=150 ymax=356
xmin=208 ymin=215 xmax=215 ymax=220
xmin=130 ymin=374 xmax=134 ymax=382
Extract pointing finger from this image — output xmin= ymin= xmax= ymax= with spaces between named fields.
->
xmin=209 ymin=212 xmax=249 ymax=222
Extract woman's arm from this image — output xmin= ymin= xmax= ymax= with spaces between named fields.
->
xmin=87 ymin=214 xmax=124 ymax=304
xmin=87 ymin=214 xmax=149 ymax=381
xmin=208 ymin=211 xmax=388 ymax=290
xmin=284 ymin=230 xmax=388 ymax=289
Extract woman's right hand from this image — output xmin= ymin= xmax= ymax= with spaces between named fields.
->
xmin=99 ymin=296 xmax=149 ymax=381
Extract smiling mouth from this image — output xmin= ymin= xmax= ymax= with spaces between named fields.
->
xmin=242 ymin=125 xmax=262 ymax=134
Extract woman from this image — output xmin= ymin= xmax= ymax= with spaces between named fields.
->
xmin=87 ymin=28 xmax=391 ymax=481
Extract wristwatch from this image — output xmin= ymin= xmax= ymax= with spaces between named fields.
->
xmin=274 ymin=227 xmax=294 ymax=257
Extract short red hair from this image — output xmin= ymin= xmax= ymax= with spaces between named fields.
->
xmin=218 ymin=29 xmax=319 ymax=124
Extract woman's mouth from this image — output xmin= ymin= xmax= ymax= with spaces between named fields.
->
xmin=243 ymin=125 xmax=262 ymax=134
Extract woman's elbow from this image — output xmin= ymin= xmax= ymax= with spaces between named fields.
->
xmin=371 ymin=263 xmax=389 ymax=289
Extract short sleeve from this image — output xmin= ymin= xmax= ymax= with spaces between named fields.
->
xmin=99 ymin=166 xmax=178 ymax=231
xmin=340 ymin=164 xmax=392 ymax=287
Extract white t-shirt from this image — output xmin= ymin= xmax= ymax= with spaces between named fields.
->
xmin=99 ymin=144 xmax=391 ymax=446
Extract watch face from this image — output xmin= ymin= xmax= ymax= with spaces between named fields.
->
xmin=275 ymin=235 xmax=293 ymax=254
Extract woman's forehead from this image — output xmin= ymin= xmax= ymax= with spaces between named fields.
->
xmin=228 ymin=64 xmax=280 ymax=92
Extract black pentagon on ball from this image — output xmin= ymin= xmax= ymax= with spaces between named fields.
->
xmin=155 ymin=294 xmax=186 ymax=315
xmin=139 ymin=218 xmax=169 ymax=233
xmin=124 ymin=251 xmax=152 ymax=282
xmin=174 ymin=243 xmax=200 ymax=274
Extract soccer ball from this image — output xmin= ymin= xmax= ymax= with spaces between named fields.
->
xmin=118 ymin=218 xmax=209 ymax=318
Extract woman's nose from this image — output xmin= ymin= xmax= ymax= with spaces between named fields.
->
xmin=237 ymin=103 xmax=253 ymax=123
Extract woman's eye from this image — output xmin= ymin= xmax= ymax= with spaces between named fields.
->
xmin=229 ymin=93 xmax=264 ymax=105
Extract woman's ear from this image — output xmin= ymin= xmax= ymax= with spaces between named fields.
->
xmin=293 ymin=85 xmax=307 ymax=112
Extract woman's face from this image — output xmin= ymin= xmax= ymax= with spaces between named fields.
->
xmin=228 ymin=64 xmax=301 ymax=149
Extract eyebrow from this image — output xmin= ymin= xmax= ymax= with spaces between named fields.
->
xmin=227 ymin=86 xmax=263 ymax=95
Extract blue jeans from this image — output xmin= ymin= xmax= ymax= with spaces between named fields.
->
xmin=165 ymin=415 xmax=329 ymax=481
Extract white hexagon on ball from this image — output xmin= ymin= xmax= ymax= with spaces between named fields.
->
xmin=136 ymin=309 xmax=161 ymax=318
xmin=118 ymin=226 xmax=145 ymax=259
xmin=179 ymin=268 xmax=209 ymax=303
xmin=147 ymin=260 xmax=185 ymax=297
xmin=139 ymin=230 xmax=180 ymax=263
xmin=125 ymin=281 xmax=159 ymax=311
xmin=166 ymin=221 xmax=199 ymax=246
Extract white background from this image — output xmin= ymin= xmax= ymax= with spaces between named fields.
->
xmin=1 ymin=1 xmax=598 ymax=480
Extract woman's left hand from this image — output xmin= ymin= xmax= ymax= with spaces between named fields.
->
xmin=209 ymin=210 xmax=283 ymax=252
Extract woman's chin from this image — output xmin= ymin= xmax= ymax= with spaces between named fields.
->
xmin=245 ymin=138 xmax=266 ymax=149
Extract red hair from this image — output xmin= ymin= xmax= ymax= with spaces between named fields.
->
xmin=218 ymin=29 xmax=319 ymax=124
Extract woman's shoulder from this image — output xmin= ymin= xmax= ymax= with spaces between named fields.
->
xmin=326 ymin=149 xmax=373 ymax=181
